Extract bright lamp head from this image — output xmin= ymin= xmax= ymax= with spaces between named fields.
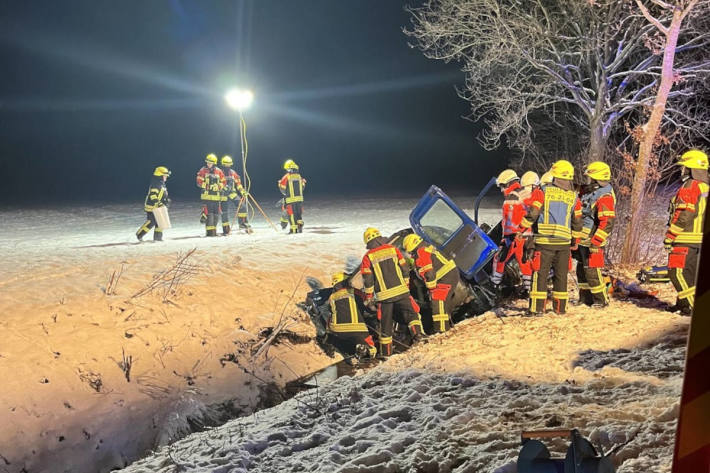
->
xmin=225 ymin=89 xmax=254 ymax=111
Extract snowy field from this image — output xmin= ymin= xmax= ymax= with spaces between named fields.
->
xmin=0 ymin=195 xmax=687 ymax=473
xmin=0 ymin=194 xmax=496 ymax=473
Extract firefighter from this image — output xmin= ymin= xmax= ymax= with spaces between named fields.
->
xmin=519 ymin=160 xmax=583 ymax=315
xmin=402 ymin=233 xmax=460 ymax=333
xmin=196 ymin=153 xmax=225 ymax=237
xmin=491 ymin=169 xmax=532 ymax=295
xmin=361 ymin=227 xmax=424 ymax=358
xmin=327 ymin=272 xmax=377 ymax=360
xmin=136 ymin=166 xmax=170 ymax=241
xmin=220 ymin=155 xmax=252 ymax=235
xmin=278 ymin=159 xmax=306 ymax=234
xmin=540 ymin=171 xmax=554 ymax=187
xmin=575 ymin=161 xmax=616 ymax=307
xmin=665 ymin=149 xmax=709 ymax=315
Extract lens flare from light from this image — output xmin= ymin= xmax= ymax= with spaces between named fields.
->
xmin=225 ymin=89 xmax=254 ymax=111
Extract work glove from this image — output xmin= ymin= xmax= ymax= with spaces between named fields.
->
xmin=664 ymin=238 xmax=673 ymax=252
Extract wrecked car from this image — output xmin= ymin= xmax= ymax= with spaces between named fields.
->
xmin=304 ymin=184 xmax=516 ymax=359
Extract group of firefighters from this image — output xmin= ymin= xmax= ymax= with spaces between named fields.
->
xmin=324 ymin=149 xmax=707 ymax=361
xmin=135 ymin=156 xmax=307 ymax=240
xmin=489 ymin=149 xmax=707 ymax=317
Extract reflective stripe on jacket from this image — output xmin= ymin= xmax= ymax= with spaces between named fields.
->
xmin=414 ymin=245 xmax=457 ymax=290
xmin=144 ymin=177 xmax=168 ymax=212
xmin=667 ymin=179 xmax=708 ymax=245
xmin=501 ymin=182 xmax=527 ymax=236
xmin=361 ymin=244 xmax=410 ymax=301
xmin=279 ymin=172 xmax=306 ymax=204
xmin=580 ymin=184 xmax=616 ymax=248
xmin=328 ymin=288 xmax=368 ymax=333
xmin=221 ymin=167 xmax=245 ymax=201
xmin=196 ymin=166 xmax=225 ymax=202
xmin=521 ymin=184 xmax=583 ymax=245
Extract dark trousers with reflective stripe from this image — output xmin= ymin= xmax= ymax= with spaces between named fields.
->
xmin=285 ymin=202 xmax=303 ymax=233
xmin=574 ymin=246 xmax=608 ymax=306
xmin=669 ymin=244 xmax=700 ymax=311
xmin=530 ymin=244 xmax=570 ymax=314
xmin=377 ymin=295 xmax=420 ymax=356
xmin=203 ymin=201 xmax=220 ymax=236
xmin=136 ymin=211 xmax=162 ymax=240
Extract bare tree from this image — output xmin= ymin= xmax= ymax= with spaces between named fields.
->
xmin=405 ymin=0 xmax=710 ymax=168
xmin=620 ymin=0 xmax=704 ymax=263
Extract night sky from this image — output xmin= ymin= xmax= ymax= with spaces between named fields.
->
xmin=0 ymin=1 xmax=502 ymax=206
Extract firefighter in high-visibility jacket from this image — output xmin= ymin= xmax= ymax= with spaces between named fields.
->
xmin=402 ymin=233 xmax=460 ymax=333
xmin=361 ymin=227 xmax=424 ymax=357
xmin=519 ymin=160 xmax=584 ymax=314
xmin=491 ymin=169 xmax=532 ymax=294
xmin=278 ymin=159 xmax=306 ymax=234
xmin=665 ymin=149 xmax=709 ymax=315
xmin=327 ymin=272 xmax=377 ymax=359
xmin=196 ymin=154 xmax=225 ymax=237
xmin=575 ymin=161 xmax=616 ymax=307
xmin=136 ymin=166 xmax=170 ymax=241
xmin=219 ymin=155 xmax=252 ymax=235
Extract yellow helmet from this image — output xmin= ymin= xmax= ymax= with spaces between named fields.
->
xmin=153 ymin=166 xmax=171 ymax=177
xmin=584 ymin=161 xmax=611 ymax=181
xmin=520 ymin=171 xmax=540 ymax=188
xmin=540 ymin=171 xmax=554 ymax=185
xmin=205 ymin=153 xmax=218 ymax=164
xmin=283 ymin=159 xmax=299 ymax=170
xmin=550 ymin=160 xmax=575 ymax=180
xmin=677 ymin=149 xmax=709 ymax=170
xmin=496 ymin=169 xmax=519 ymax=186
xmin=402 ymin=233 xmax=423 ymax=253
xmin=332 ymin=272 xmax=347 ymax=286
xmin=221 ymin=155 xmax=233 ymax=167
xmin=363 ymin=227 xmax=381 ymax=244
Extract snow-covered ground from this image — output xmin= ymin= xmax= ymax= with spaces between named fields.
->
xmin=0 ymin=195 xmax=687 ymax=473
xmin=0 ymin=194 xmax=493 ymax=473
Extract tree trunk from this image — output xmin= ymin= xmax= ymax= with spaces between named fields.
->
xmin=587 ymin=117 xmax=607 ymax=164
xmin=620 ymin=8 xmax=684 ymax=263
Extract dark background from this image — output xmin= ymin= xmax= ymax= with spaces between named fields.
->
xmin=0 ymin=1 xmax=503 ymax=205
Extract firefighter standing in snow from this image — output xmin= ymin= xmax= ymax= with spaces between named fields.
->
xmin=196 ymin=154 xmax=225 ymax=237
xmin=220 ymin=155 xmax=252 ymax=235
xmin=403 ymin=234 xmax=460 ymax=333
xmin=519 ymin=160 xmax=583 ymax=314
xmin=278 ymin=159 xmax=306 ymax=234
xmin=327 ymin=272 xmax=377 ymax=359
xmin=491 ymin=169 xmax=533 ymax=294
xmin=361 ymin=227 xmax=424 ymax=357
xmin=575 ymin=161 xmax=616 ymax=307
xmin=665 ymin=149 xmax=709 ymax=315
xmin=136 ymin=166 xmax=170 ymax=241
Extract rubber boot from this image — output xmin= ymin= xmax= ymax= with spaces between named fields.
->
xmin=222 ymin=223 xmax=231 ymax=236
xmin=153 ymin=231 xmax=163 ymax=242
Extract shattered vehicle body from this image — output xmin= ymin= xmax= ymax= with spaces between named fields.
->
xmin=304 ymin=184 xmax=509 ymax=358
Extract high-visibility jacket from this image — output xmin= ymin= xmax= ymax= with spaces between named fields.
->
xmin=361 ymin=243 xmax=410 ymax=301
xmin=412 ymin=245 xmax=457 ymax=290
xmin=328 ymin=288 xmax=368 ymax=333
xmin=579 ymin=184 xmax=616 ymax=248
xmin=520 ymin=184 xmax=583 ymax=245
xmin=196 ymin=166 xmax=225 ymax=202
xmin=666 ymin=178 xmax=709 ymax=246
xmin=143 ymin=176 xmax=169 ymax=212
xmin=278 ymin=171 xmax=306 ymax=204
xmin=221 ymin=167 xmax=245 ymax=202
xmin=501 ymin=182 xmax=528 ymax=236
